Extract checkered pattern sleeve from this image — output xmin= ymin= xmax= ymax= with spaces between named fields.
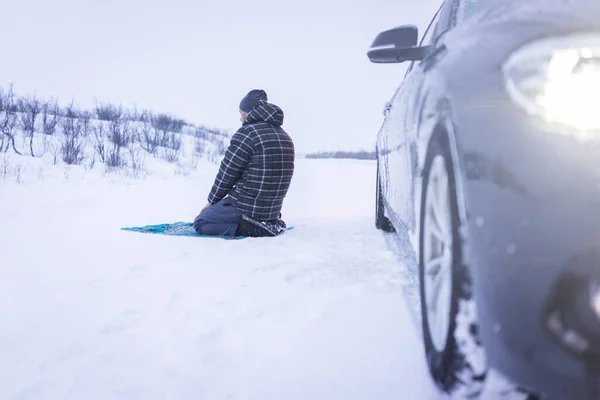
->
xmin=207 ymin=129 xmax=255 ymax=204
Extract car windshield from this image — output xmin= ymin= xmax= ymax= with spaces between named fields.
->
xmin=457 ymin=0 xmax=492 ymax=22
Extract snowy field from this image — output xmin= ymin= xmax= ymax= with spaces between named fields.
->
xmin=0 ymin=156 xmax=442 ymax=400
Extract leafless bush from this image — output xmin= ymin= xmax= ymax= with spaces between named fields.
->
xmin=95 ymin=102 xmax=122 ymax=122
xmin=63 ymin=109 xmax=90 ymax=165
xmin=126 ymin=104 xmax=139 ymax=122
xmin=60 ymin=105 xmax=85 ymax=165
xmin=128 ymin=146 xmax=145 ymax=178
xmin=194 ymin=127 xmax=208 ymax=140
xmin=108 ymin=118 xmax=130 ymax=148
xmin=42 ymin=101 xmax=60 ymax=136
xmin=106 ymin=148 xmax=126 ymax=168
xmin=0 ymin=90 xmax=5 ymax=152
xmin=159 ymin=147 xmax=181 ymax=163
xmin=1 ymin=153 xmax=9 ymax=177
xmin=0 ymin=87 xmax=6 ymax=113
xmin=139 ymin=123 xmax=160 ymax=155
xmin=14 ymin=164 xmax=23 ymax=184
xmin=174 ymin=160 xmax=192 ymax=176
xmin=190 ymin=150 xmax=200 ymax=169
xmin=19 ymin=96 xmax=43 ymax=157
xmin=61 ymin=100 xmax=82 ymax=119
xmin=194 ymin=137 xmax=206 ymax=155
xmin=0 ymin=155 xmax=25 ymax=184
xmin=164 ymin=131 xmax=182 ymax=151
xmin=92 ymin=124 xmax=106 ymax=163
xmin=151 ymin=113 xmax=185 ymax=134
xmin=140 ymin=121 xmax=182 ymax=160
xmin=1 ymin=84 xmax=21 ymax=155
xmin=105 ymin=117 xmax=132 ymax=168
xmin=216 ymin=140 xmax=226 ymax=155
xmin=138 ymin=109 xmax=152 ymax=123
xmin=51 ymin=143 xmax=59 ymax=165
xmin=207 ymin=148 xmax=220 ymax=164
xmin=79 ymin=111 xmax=92 ymax=137
xmin=87 ymin=152 xmax=96 ymax=171
xmin=194 ymin=126 xmax=230 ymax=141
xmin=157 ymin=132 xmax=182 ymax=163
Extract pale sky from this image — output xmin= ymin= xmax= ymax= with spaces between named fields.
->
xmin=0 ymin=0 xmax=441 ymax=153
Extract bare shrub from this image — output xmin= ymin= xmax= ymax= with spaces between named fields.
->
xmin=95 ymin=102 xmax=122 ymax=122
xmin=207 ymin=148 xmax=219 ymax=164
xmin=174 ymin=160 xmax=192 ymax=176
xmin=0 ymin=87 xmax=6 ymax=113
xmin=128 ymin=146 xmax=146 ymax=178
xmin=194 ymin=137 xmax=206 ymax=155
xmin=157 ymin=131 xmax=182 ymax=163
xmin=159 ymin=146 xmax=181 ymax=163
xmin=1 ymin=84 xmax=21 ymax=155
xmin=14 ymin=164 xmax=23 ymax=184
xmin=19 ymin=96 xmax=43 ymax=157
xmin=51 ymin=143 xmax=60 ymax=165
xmin=87 ymin=145 xmax=97 ymax=170
xmin=191 ymin=150 xmax=201 ymax=169
xmin=139 ymin=123 xmax=160 ymax=155
xmin=105 ymin=117 xmax=132 ymax=168
xmin=216 ymin=140 xmax=226 ymax=155
xmin=126 ymin=104 xmax=140 ymax=122
xmin=128 ymin=123 xmax=140 ymax=143
xmin=62 ymin=100 xmax=82 ymax=119
xmin=60 ymin=103 xmax=85 ymax=165
xmin=79 ymin=111 xmax=92 ymax=137
xmin=42 ymin=101 xmax=60 ymax=136
xmin=138 ymin=109 xmax=151 ymax=123
xmin=151 ymin=113 xmax=185 ymax=134
xmin=92 ymin=124 xmax=106 ymax=163
xmin=1 ymin=153 xmax=9 ymax=177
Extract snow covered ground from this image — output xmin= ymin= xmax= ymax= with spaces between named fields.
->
xmin=0 ymin=156 xmax=442 ymax=400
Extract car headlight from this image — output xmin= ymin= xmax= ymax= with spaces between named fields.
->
xmin=503 ymin=33 xmax=600 ymax=137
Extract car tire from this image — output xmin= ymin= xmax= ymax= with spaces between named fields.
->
xmin=419 ymin=133 xmax=487 ymax=397
xmin=418 ymin=134 xmax=540 ymax=399
xmin=376 ymin=159 xmax=395 ymax=233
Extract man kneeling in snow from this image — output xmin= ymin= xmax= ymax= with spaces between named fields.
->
xmin=193 ymin=89 xmax=295 ymax=238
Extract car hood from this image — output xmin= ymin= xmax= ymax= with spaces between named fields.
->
xmin=443 ymin=0 xmax=600 ymax=65
xmin=427 ymin=0 xmax=600 ymax=102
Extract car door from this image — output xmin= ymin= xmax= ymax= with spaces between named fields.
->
xmin=383 ymin=2 xmax=447 ymax=232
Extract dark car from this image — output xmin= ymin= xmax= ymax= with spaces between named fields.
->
xmin=368 ymin=0 xmax=600 ymax=398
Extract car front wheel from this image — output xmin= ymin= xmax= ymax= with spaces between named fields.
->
xmin=419 ymin=133 xmax=486 ymax=397
xmin=418 ymin=133 xmax=536 ymax=399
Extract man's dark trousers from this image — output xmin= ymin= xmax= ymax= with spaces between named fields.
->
xmin=193 ymin=197 xmax=242 ymax=237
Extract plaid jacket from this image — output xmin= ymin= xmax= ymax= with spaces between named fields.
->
xmin=207 ymin=100 xmax=295 ymax=221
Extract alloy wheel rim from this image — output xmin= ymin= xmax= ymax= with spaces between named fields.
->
xmin=423 ymin=155 xmax=454 ymax=352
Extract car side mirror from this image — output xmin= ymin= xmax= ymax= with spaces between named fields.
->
xmin=367 ymin=25 xmax=428 ymax=64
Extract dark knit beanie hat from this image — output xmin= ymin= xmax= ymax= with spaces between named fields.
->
xmin=239 ymin=89 xmax=268 ymax=112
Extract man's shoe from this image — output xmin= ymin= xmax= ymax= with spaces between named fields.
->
xmin=236 ymin=215 xmax=287 ymax=237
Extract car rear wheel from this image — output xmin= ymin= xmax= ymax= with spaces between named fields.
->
xmin=376 ymin=159 xmax=395 ymax=233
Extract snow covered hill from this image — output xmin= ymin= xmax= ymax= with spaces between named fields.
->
xmin=0 ymin=155 xmax=443 ymax=400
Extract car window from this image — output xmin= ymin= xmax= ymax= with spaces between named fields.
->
xmin=432 ymin=0 xmax=460 ymax=41
xmin=456 ymin=0 xmax=491 ymax=23
xmin=405 ymin=3 xmax=443 ymax=75
xmin=419 ymin=3 xmax=444 ymax=46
